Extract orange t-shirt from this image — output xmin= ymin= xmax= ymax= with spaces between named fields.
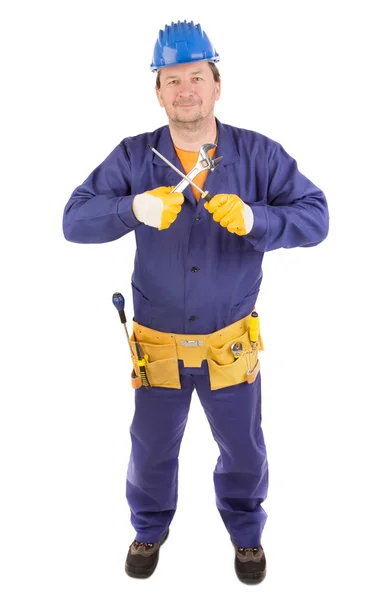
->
xmin=174 ymin=145 xmax=216 ymax=202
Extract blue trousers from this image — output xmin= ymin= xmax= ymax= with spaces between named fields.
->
xmin=125 ymin=364 xmax=269 ymax=547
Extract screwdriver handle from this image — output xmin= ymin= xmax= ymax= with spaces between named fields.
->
xmin=112 ymin=292 xmax=127 ymax=324
xmin=201 ymin=190 xmax=213 ymax=202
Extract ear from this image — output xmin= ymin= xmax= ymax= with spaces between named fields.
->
xmin=215 ymin=80 xmax=221 ymax=101
xmin=215 ymin=81 xmax=221 ymax=100
xmin=155 ymin=86 xmax=164 ymax=107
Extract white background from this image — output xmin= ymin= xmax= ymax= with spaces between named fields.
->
xmin=1 ymin=0 xmax=390 ymax=598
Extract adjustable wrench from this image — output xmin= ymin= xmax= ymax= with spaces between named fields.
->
xmin=172 ymin=143 xmax=223 ymax=193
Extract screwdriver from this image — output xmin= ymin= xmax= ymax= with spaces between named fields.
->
xmin=148 ymin=144 xmax=214 ymax=202
xmin=112 ymin=292 xmax=151 ymax=390
xmin=112 ymin=292 xmax=132 ymax=350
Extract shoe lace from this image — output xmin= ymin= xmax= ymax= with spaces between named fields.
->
xmin=134 ymin=541 xmax=154 ymax=549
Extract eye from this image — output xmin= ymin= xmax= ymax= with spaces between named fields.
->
xmin=193 ymin=77 xmax=203 ymax=82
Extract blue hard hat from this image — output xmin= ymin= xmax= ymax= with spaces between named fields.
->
xmin=150 ymin=20 xmax=220 ymax=72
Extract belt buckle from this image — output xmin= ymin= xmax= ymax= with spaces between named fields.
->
xmin=179 ymin=340 xmax=204 ymax=347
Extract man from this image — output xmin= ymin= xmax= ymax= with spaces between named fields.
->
xmin=63 ymin=20 xmax=329 ymax=585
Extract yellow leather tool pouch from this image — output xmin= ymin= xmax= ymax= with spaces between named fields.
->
xmin=129 ymin=332 xmax=181 ymax=389
xmin=207 ymin=328 xmax=262 ymax=391
xmin=129 ymin=311 xmax=264 ymax=391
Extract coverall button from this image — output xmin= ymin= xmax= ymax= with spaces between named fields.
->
xmin=191 ymin=266 xmax=199 ymax=272
xmin=195 ymin=216 xmax=201 ymax=221
xmin=189 ymin=315 xmax=197 ymax=322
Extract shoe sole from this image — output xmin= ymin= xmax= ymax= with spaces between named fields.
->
xmin=234 ymin=564 xmax=267 ymax=584
xmin=125 ymin=529 xmax=170 ymax=579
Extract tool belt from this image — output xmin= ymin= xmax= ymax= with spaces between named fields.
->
xmin=129 ymin=309 xmax=264 ymax=391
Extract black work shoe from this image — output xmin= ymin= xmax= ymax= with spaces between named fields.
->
xmin=125 ymin=529 xmax=169 ymax=579
xmin=230 ymin=537 xmax=267 ymax=584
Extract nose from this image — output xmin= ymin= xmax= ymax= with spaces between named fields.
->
xmin=177 ymin=79 xmax=195 ymax=96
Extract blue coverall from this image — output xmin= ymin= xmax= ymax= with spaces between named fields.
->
xmin=63 ymin=119 xmax=329 ymax=546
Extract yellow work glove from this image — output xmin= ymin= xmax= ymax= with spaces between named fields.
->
xmin=132 ymin=186 xmax=184 ymax=230
xmin=204 ymin=194 xmax=254 ymax=236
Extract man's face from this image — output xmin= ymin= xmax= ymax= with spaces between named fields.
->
xmin=155 ymin=61 xmax=221 ymax=126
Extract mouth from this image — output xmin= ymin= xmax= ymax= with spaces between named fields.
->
xmin=175 ymin=102 xmax=200 ymax=108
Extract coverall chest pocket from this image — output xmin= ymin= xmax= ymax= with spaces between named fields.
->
xmin=206 ymin=329 xmax=259 ymax=390
xmin=129 ymin=333 xmax=181 ymax=389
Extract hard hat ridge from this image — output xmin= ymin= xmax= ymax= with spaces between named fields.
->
xmin=160 ymin=20 xmax=201 ymax=44
xmin=151 ymin=20 xmax=219 ymax=72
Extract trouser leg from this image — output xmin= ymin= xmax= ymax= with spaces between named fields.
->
xmin=126 ymin=373 xmax=193 ymax=543
xmin=194 ymin=371 xmax=269 ymax=547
